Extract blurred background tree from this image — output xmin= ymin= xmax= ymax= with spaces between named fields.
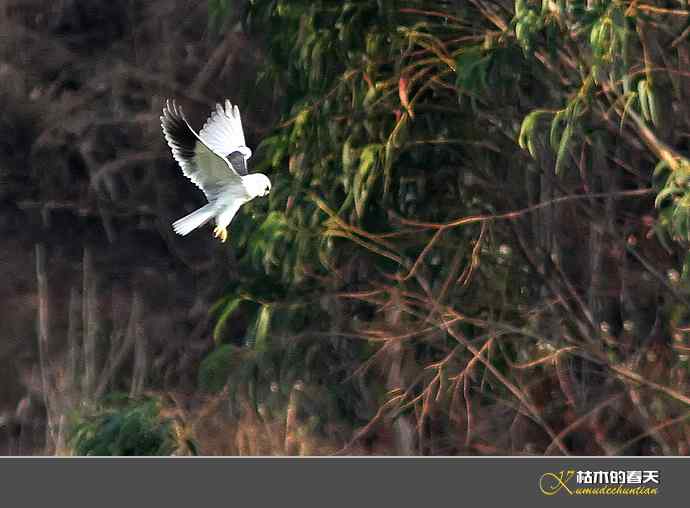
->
xmin=1 ymin=0 xmax=690 ymax=455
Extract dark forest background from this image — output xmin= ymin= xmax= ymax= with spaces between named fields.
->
xmin=2 ymin=0 xmax=690 ymax=455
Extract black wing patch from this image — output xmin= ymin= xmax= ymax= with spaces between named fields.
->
xmin=227 ymin=151 xmax=248 ymax=176
xmin=161 ymin=100 xmax=197 ymax=163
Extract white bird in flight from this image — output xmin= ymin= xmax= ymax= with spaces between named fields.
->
xmin=161 ymin=99 xmax=271 ymax=242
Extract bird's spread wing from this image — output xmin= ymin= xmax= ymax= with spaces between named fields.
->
xmin=160 ymin=100 xmax=243 ymax=200
xmin=198 ymin=100 xmax=247 ymax=158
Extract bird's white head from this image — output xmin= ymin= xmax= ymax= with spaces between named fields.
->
xmin=243 ymin=173 xmax=272 ymax=198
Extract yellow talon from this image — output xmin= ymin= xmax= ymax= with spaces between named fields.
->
xmin=213 ymin=226 xmax=228 ymax=243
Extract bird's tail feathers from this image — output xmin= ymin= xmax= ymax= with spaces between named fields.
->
xmin=172 ymin=204 xmax=216 ymax=236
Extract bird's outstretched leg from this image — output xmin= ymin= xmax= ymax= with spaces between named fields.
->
xmin=213 ymin=226 xmax=228 ymax=243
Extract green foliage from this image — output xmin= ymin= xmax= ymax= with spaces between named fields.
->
xmin=68 ymin=396 xmax=184 ymax=456
xmin=655 ymin=161 xmax=690 ymax=242
xmin=199 ymin=0 xmax=545 ymax=449
xmin=223 ymin=0 xmax=525 ymax=305
xmin=455 ymin=46 xmax=492 ymax=93
xmin=512 ymin=0 xmax=546 ymax=53
xmin=510 ymin=0 xmax=690 ymax=247
xmin=199 ymin=0 xmax=690 ymax=454
xmin=199 ymin=345 xmax=243 ymax=392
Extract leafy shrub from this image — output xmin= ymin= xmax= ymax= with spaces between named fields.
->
xmin=68 ymin=396 xmax=186 ymax=456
